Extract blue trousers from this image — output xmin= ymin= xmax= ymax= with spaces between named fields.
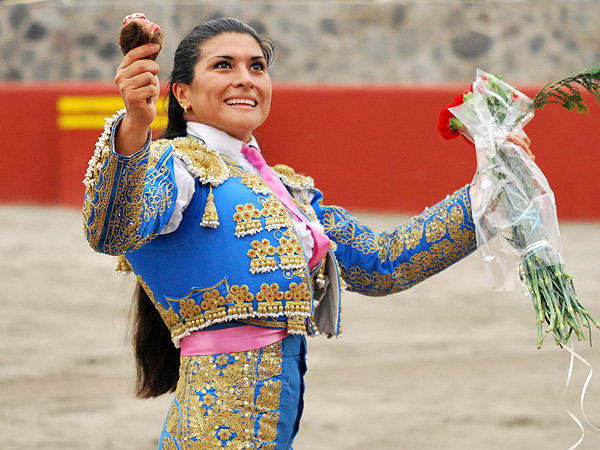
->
xmin=158 ymin=334 xmax=307 ymax=449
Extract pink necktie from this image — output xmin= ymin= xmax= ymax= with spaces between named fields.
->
xmin=241 ymin=144 xmax=330 ymax=271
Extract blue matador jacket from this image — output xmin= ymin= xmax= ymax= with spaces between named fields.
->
xmin=83 ymin=111 xmax=477 ymax=347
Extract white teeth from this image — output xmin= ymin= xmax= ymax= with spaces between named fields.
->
xmin=226 ymin=98 xmax=256 ymax=107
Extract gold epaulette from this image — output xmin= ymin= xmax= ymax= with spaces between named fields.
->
xmin=161 ymin=136 xmax=230 ymax=228
xmin=161 ymin=136 xmax=230 ymax=186
xmin=273 ymin=164 xmax=315 ymax=191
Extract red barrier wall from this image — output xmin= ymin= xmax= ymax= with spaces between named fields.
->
xmin=1 ymin=82 xmax=599 ymax=219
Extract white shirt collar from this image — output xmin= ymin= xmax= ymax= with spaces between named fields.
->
xmin=186 ymin=122 xmax=260 ymax=174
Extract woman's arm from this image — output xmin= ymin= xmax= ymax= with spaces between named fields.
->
xmin=82 ymin=45 xmax=177 ymax=255
xmin=82 ymin=114 xmax=178 ymax=256
xmin=310 ymin=187 xmax=477 ymax=296
xmin=306 ymin=133 xmax=534 ymax=297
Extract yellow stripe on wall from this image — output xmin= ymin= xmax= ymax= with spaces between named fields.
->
xmin=57 ymin=95 xmax=125 ymax=114
xmin=57 ymin=95 xmax=168 ymax=130
xmin=58 ymin=114 xmax=168 ymax=130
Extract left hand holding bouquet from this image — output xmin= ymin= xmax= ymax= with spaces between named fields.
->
xmin=506 ymin=134 xmax=533 ymax=160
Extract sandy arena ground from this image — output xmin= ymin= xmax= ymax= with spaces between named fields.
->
xmin=1 ymin=205 xmax=599 ymax=449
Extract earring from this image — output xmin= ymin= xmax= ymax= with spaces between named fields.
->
xmin=183 ymin=105 xmax=189 ymax=114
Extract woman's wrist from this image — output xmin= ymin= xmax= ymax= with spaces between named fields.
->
xmin=114 ymin=113 xmax=151 ymax=156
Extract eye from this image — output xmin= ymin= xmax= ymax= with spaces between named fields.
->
xmin=250 ymin=61 xmax=266 ymax=72
xmin=213 ymin=60 xmax=231 ymax=69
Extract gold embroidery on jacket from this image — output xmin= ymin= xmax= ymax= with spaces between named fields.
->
xmin=222 ymin=159 xmax=273 ymax=195
xmin=328 ymin=188 xmax=476 ymax=296
xmin=287 ymin=316 xmax=308 ymax=333
xmin=83 ymin=117 xmax=122 ymax=252
xmin=377 ymin=232 xmax=391 ymax=261
xmin=233 ymin=203 xmax=263 ymax=237
xmin=145 ymin=145 xmax=175 ymax=220
xmin=160 ymin=436 xmax=178 ymax=450
xmin=376 ymin=230 xmax=405 ymax=263
xmin=83 ymin=136 xmax=173 ymax=255
xmin=156 ymin=272 xmax=314 ymax=343
xmin=389 ymin=232 xmax=404 ymax=262
xmin=169 ymin=342 xmax=283 ymax=448
xmin=201 ymin=289 xmax=228 ymax=316
xmin=285 ymin=262 xmax=311 ymax=282
xmin=256 ymin=283 xmax=285 ymax=315
xmin=177 ymin=289 xmax=228 ymax=324
xmin=425 ymin=214 xmax=446 ymax=243
xmin=166 ymin=280 xmax=230 ymax=335
xmin=248 ymin=238 xmax=278 ymax=274
xmin=167 ymin=136 xmax=229 ymax=186
xmin=273 ymin=164 xmax=315 ymax=190
xmin=226 ymin=285 xmax=255 ymax=316
xmin=284 ymin=282 xmax=312 ymax=315
xmin=404 ymin=221 xmax=424 ymax=250
xmin=240 ymin=173 xmax=272 ymax=195
xmin=261 ymin=197 xmax=292 ymax=231
xmin=341 ymin=266 xmax=395 ymax=293
xmin=276 ymin=235 xmax=305 ymax=271
xmin=155 ymin=304 xmax=180 ymax=331
xmin=323 ymin=209 xmax=378 ymax=255
xmin=447 ymin=204 xmax=473 ymax=248
xmin=335 ymin=232 xmax=475 ymax=296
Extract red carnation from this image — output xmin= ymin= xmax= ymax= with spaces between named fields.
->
xmin=438 ymin=108 xmax=460 ymax=139
xmin=438 ymin=85 xmax=474 ymax=144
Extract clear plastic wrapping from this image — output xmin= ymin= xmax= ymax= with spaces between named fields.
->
xmin=449 ymin=69 xmax=562 ymax=291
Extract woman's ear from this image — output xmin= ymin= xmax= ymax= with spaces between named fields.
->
xmin=172 ymin=82 xmax=188 ymax=108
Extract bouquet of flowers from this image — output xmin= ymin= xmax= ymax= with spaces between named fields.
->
xmin=439 ymin=68 xmax=600 ymax=348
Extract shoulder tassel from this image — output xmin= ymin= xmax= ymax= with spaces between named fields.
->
xmin=201 ymin=184 xmax=219 ymax=228
xmin=114 ymin=254 xmax=133 ymax=274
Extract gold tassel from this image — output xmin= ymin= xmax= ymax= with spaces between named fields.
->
xmin=114 ymin=254 xmax=133 ymax=273
xmin=201 ymin=184 xmax=219 ymax=228
xmin=316 ymin=260 xmax=327 ymax=288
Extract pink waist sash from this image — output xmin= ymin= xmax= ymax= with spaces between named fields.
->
xmin=180 ymin=325 xmax=288 ymax=356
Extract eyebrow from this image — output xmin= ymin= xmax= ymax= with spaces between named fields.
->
xmin=210 ymin=55 xmax=266 ymax=61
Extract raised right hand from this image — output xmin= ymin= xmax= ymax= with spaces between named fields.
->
xmin=114 ymin=43 xmax=161 ymax=155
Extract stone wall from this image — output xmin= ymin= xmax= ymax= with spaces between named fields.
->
xmin=2 ymin=0 xmax=599 ymax=84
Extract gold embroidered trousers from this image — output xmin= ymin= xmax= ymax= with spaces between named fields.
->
xmin=159 ymin=335 xmax=307 ymax=450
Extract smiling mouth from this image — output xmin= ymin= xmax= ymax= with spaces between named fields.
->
xmin=225 ymin=98 xmax=257 ymax=107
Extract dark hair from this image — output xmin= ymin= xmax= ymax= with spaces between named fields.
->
xmin=133 ymin=18 xmax=274 ymax=398
xmin=131 ymin=283 xmax=180 ymax=398
xmin=161 ymin=17 xmax=274 ymax=139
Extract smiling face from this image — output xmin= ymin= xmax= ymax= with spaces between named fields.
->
xmin=173 ymin=32 xmax=272 ymax=142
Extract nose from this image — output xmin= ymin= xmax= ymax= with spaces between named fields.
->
xmin=234 ymin=66 xmax=254 ymax=88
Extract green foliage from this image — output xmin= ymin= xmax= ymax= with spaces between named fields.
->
xmin=533 ymin=67 xmax=600 ymax=114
